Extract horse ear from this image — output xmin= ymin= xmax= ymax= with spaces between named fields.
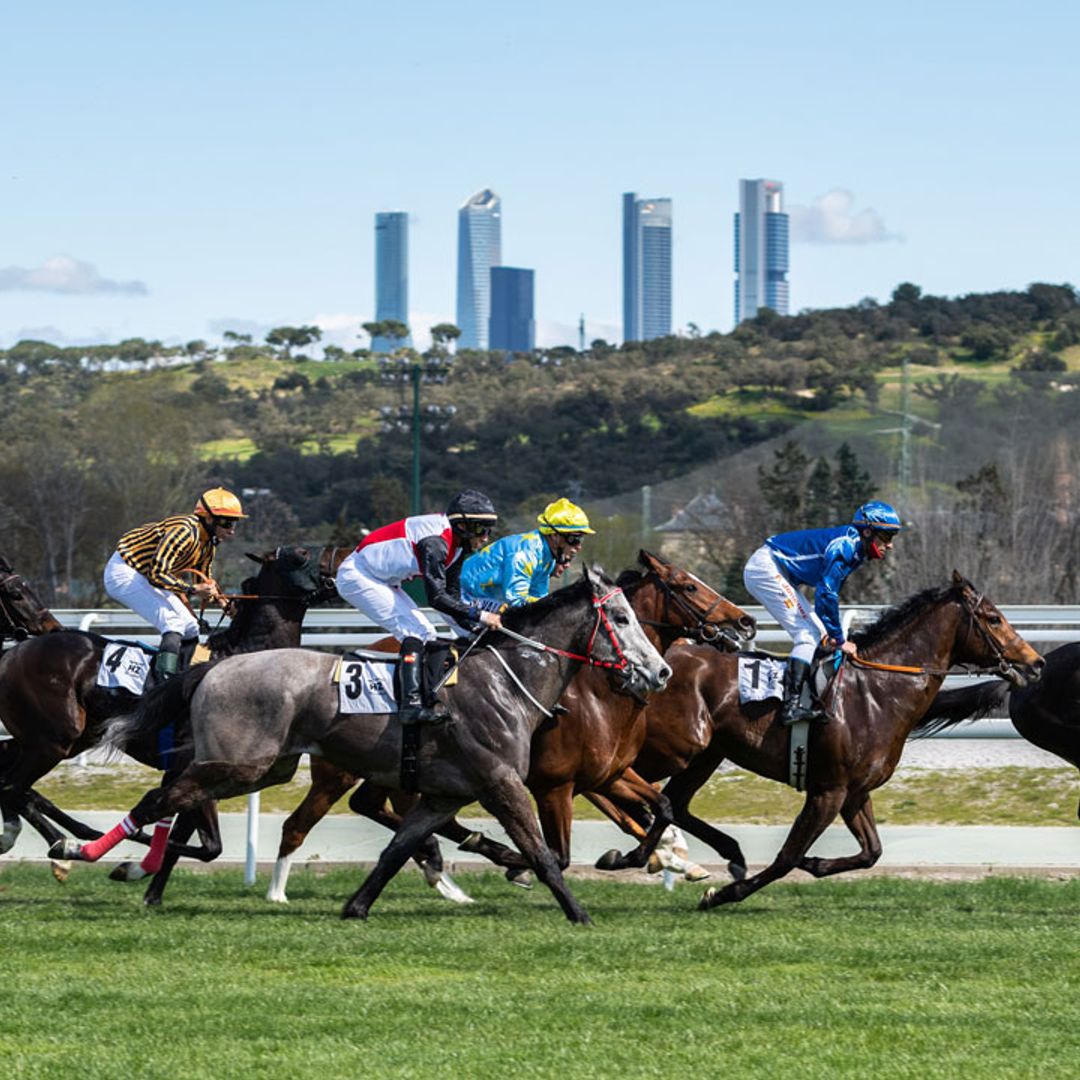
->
xmin=246 ymin=552 xmax=266 ymax=565
xmin=951 ymin=569 xmax=968 ymax=588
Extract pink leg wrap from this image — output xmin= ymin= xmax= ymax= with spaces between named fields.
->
xmin=79 ymin=815 xmax=138 ymax=862
xmin=139 ymin=818 xmax=175 ymax=874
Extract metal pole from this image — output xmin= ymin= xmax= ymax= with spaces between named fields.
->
xmin=641 ymin=484 xmax=652 ymax=550
xmin=411 ymin=363 xmax=422 ymax=515
xmin=244 ymin=790 xmax=260 ymax=886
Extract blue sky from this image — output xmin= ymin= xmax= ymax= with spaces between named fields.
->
xmin=3 ymin=1 xmax=1077 ymax=351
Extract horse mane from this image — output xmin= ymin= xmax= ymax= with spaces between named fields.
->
xmin=849 ymin=584 xmax=956 ymax=650
xmin=910 ymin=679 xmax=1010 ymax=738
xmin=500 ymin=567 xmax=615 ymax=634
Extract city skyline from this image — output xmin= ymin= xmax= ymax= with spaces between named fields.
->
xmin=734 ymin=179 xmax=790 ymax=325
xmin=455 ymin=189 xmax=502 ymax=350
xmin=622 ymin=192 xmax=673 ymax=343
xmin=372 ymin=211 xmax=410 ymax=353
xmin=3 ymin=4 xmax=1078 ymax=352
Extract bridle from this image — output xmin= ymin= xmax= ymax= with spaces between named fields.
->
xmin=0 ymin=568 xmax=52 ymax=644
xmin=635 ymin=570 xmax=740 ymax=646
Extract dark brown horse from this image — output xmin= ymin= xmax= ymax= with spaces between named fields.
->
xmin=917 ymin=640 xmax=1080 ymax=815
xmin=0 ymin=556 xmax=64 ymax=647
xmin=0 ymin=546 xmax=330 ymax=903
xmin=597 ymin=572 xmax=1043 ymax=908
xmin=265 ymin=550 xmax=757 ymax=902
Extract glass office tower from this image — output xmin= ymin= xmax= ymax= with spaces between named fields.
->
xmin=622 ymin=192 xmax=673 ymax=343
xmin=489 ymin=266 xmax=535 ymax=354
xmin=373 ymin=211 xmax=411 ymax=353
xmin=456 ymin=189 xmax=502 ymax=350
xmin=734 ymin=179 xmax=789 ymax=325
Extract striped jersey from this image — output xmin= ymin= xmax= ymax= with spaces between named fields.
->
xmin=116 ymin=513 xmax=215 ymax=594
xmin=354 ymin=514 xmax=460 ymax=585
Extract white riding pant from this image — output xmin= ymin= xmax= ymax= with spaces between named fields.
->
xmin=335 ymin=550 xmax=440 ymax=643
xmin=743 ymin=545 xmax=826 ymax=664
xmin=103 ymin=552 xmax=200 ymax=639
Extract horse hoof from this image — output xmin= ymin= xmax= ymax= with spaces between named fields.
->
xmin=341 ymin=901 xmax=369 ymax=921
xmin=728 ymin=861 xmax=748 ymax=882
xmin=50 ymin=860 xmax=72 ymax=884
xmin=265 ymin=890 xmax=289 ymax=904
xmin=683 ymin=863 xmax=711 ymax=883
xmin=142 ymin=894 xmax=163 ymax=908
xmin=594 ymin=849 xmax=624 ymax=871
xmin=698 ymin=887 xmax=718 ymax=911
xmin=433 ymin=873 xmax=475 ymax=905
xmin=108 ymin=862 xmax=148 ymax=883
xmin=48 ymin=839 xmax=81 ymax=861
xmin=646 ymin=853 xmax=663 ymax=875
xmin=505 ymin=868 xmax=533 ymax=889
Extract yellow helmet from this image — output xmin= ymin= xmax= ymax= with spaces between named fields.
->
xmin=537 ymin=498 xmax=595 ymax=535
xmin=195 ymin=487 xmax=247 ymax=519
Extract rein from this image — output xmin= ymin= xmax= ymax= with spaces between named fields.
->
xmin=636 ymin=573 xmax=734 ymax=645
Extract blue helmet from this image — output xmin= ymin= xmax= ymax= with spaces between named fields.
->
xmin=852 ymin=501 xmax=902 ymax=531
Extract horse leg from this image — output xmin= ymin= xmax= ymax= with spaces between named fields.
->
xmin=797 ymin=792 xmax=883 ymax=878
xmin=268 ymin=757 xmax=358 ymax=903
xmin=341 ymin=796 xmax=464 ymax=920
xmin=479 ymin=772 xmax=592 ymax=925
xmin=660 ymin=751 xmax=749 ymax=881
xmin=533 ymin=784 xmax=574 ymax=870
xmin=141 ymin=803 xmax=223 ymax=907
xmin=24 ymin=789 xmax=104 ymax=841
xmin=699 ymin=787 xmax=847 ymax=910
xmin=592 ymin=771 xmax=674 ymax=871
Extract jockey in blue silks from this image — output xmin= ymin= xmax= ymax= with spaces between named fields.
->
xmin=743 ymin=500 xmax=903 ymax=725
xmin=461 ymin=498 xmax=595 ymax=607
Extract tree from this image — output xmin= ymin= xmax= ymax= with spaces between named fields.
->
xmin=758 ymin=440 xmax=810 ymax=532
xmin=265 ymin=325 xmax=322 ymax=359
xmin=429 ymin=323 xmax=462 ymax=351
xmin=891 ymin=282 xmax=922 ymax=305
xmin=833 ymin=442 xmax=876 ymax=513
xmin=803 ymin=457 xmax=834 ymax=523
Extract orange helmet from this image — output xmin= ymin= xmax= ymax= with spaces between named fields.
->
xmin=195 ymin=488 xmax=247 ymax=519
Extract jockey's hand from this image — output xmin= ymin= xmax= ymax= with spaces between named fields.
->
xmin=479 ymin=610 xmax=503 ymax=630
xmin=188 ymin=580 xmax=218 ymax=603
xmin=838 ymin=640 xmax=858 ymax=658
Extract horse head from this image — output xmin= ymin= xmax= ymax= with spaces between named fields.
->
xmin=0 ymin=561 xmax=64 ymax=640
xmin=578 ymin=564 xmax=671 ymax=698
xmin=951 ymin=570 xmax=1044 ymax=687
xmin=245 ymin=546 xmax=336 ymax=606
xmin=629 ymin=549 xmax=756 ymax=650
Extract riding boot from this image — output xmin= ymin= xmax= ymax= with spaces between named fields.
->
xmin=153 ymin=632 xmax=182 ymax=683
xmin=399 ymin=638 xmax=449 ymax=725
xmin=779 ymin=657 xmax=817 ymax=726
xmin=177 ymin=635 xmax=200 ymax=673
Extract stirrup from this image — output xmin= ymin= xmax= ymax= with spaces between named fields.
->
xmin=400 ymin=702 xmax=451 ymax=726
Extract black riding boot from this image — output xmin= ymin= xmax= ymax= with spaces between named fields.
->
xmin=177 ymin=635 xmax=200 ymax=673
xmin=154 ymin=631 xmax=182 ymax=682
xmin=399 ymin=638 xmax=449 ymax=725
xmin=779 ymin=657 xmax=816 ymax=726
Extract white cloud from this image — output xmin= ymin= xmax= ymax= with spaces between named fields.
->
xmin=0 ymin=255 xmax=148 ymax=295
xmin=788 ymin=189 xmax=900 ymax=245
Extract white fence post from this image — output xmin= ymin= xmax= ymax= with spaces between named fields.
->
xmin=244 ymin=791 xmax=260 ymax=886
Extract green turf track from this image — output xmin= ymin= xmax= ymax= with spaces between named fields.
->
xmin=0 ymin=867 xmax=1077 ymax=1078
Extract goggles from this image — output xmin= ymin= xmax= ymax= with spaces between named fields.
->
xmin=559 ymin=533 xmax=585 ymax=548
xmin=458 ymin=520 xmax=494 ymax=538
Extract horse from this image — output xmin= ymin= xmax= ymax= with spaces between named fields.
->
xmin=0 ymin=555 xmax=65 ymax=647
xmin=592 ymin=572 xmax=1043 ymax=908
xmin=916 ymin=640 xmax=1080 ymax=816
xmin=264 ymin=549 xmax=757 ymax=903
xmin=0 ymin=545 xmax=330 ymax=903
xmin=62 ymin=567 xmax=672 ymax=924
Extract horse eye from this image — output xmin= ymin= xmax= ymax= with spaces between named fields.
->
xmin=986 ymin=615 xmax=1001 ymax=627
xmin=683 ymin=584 xmax=697 ymax=593
xmin=614 ymin=613 xmax=630 ymax=626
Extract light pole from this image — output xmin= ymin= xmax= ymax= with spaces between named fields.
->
xmin=379 ymin=354 xmax=455 ymax=514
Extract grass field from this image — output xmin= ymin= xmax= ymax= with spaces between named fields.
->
xmin=0 ymin=867 xmax=1077 ymax=1078
xmin=36 ymin=762 xmax=1080 ymax=826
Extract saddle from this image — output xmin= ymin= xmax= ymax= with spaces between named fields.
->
xmin=339 ymin=641 xmax=460 ymax=711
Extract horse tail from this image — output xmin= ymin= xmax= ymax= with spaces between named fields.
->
xmin=102 ymin=664 xmax=216 ymax=754
xmin=911 ymin=679 xmax=1010 ymax=738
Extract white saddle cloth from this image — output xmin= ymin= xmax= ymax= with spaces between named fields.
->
xmin=335 ymin=658 xmax=398 ymax=714
xmin=737 ymin=655 xmax=785 ymax=704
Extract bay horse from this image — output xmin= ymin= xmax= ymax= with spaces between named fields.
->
xmin=595 ymin=572 xmax=1043 ymax=908
xmin=0 ymin=546 xmax=330 ymax=903
xmin=61 ymin=567 xmax=671 ymax=924
xmin=265 ymin=549 xmax=757 ymax=902
xmin=0 ymin=555 xmax=65 ymax=647
xmin=916 ymin=640 xmax=1080 ymax=816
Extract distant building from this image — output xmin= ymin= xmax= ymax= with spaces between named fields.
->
xmin=734 ymin=178 xmax=789 ymax=325
xmin=373 ymin=211 xmax=411 ymax=353
xmin=622 ymin=192 xmax=673 ymax=343
xmin=489 ymin=266 xmax=535 ymax=354
xmin=456 ymin=189 xmax=502 ymax=350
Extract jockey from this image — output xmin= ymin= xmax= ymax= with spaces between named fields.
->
xmin=335 ymin=489 xmax=503 ymax=723
xmin=743 ymin=500 xmax=902 ymax=725
xmin=103 ymin=488 xmax=245 ymax=681
xmin=460 ymin=497 xmax=595 ymax=606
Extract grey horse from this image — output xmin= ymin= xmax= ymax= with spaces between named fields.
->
xmin=56 ymin=567 xmax=671 ymax=925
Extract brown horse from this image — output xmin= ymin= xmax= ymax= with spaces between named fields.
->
xmin=917 ymin=640 xmax=1080 ymax=815
xmin=0 ymin=556 xmax=64 ymax=647
xmin=0 ymin=546 xmax=330 ymax=903
xmin=264 ymin=550 xmax=757 ymax=902
xmin=598 ymin=572 xmax=1043 ymax=908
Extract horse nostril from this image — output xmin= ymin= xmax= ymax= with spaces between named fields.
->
xmin=740 ymin=617 xmax=757 ymax=637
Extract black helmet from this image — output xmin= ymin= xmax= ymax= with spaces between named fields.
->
xmin=446 ymin=489 xmax=498 ymax=524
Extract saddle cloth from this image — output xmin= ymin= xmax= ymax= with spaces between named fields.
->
xmin=96 ymin=641 xmax=155 ymax=695
xmin=737 ymin=655 xmax=785 ymax=703
xmin=334 ymin=657 xmax=398 ymax=714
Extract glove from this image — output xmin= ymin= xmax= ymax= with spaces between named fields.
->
xmin=472 ymin=598 xmax=506 ymax=615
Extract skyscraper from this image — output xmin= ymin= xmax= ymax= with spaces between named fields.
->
xmin=489 ymin=266 xmax=535 ymax=354
xmin=456 ymin=189 xmax=502 ymax=350
xmin=622 ymin=192 xmax=673 ymax=343
xmin=734 ymin=179 xmax=789 ymax=325
xmin=373 ymin=211 xmax=411 ymax=353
